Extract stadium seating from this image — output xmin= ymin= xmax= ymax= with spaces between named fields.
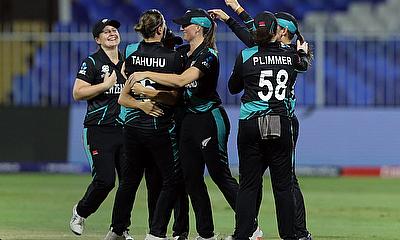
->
xmin=5 ymin=0 xmax=400 ymax=107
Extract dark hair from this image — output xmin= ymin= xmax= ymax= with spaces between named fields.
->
xmin=134 ymin=9 xmax=164 ymax=39
xmin=202 ymin=20 xmax=217 ymax=51
xmin=253 ymin=23 xmax=277 ymax=47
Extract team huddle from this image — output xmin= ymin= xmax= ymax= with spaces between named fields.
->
xmin=69 ymin=0 xmax=312 ymax=240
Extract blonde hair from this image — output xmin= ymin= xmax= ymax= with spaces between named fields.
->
xmin=134 ymin=9 xmax=164 ymax=39
xmin=202 ymin=21 xmax=217 ymax=51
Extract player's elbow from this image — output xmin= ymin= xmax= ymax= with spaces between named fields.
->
xmin=72 ymin=90 xmax=83 ymax=101
xmin=228 ymin=81 xmax=242 ymax=94
xmin=174 ymin=81 xmax=185 ymax=88
xmin=117 ymin=94 xmax=125 ymax=106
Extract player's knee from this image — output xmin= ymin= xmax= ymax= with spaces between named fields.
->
xmin=93 ymin=178 xmax=115 ymax=191
xmin=272 ymin=179 xmax=292 ymax=192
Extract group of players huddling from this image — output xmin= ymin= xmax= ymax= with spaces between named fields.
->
xmin=69 ymin=0 xmax=313 ymax=240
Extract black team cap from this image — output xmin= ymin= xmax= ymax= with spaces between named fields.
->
xmin=254 ymin=11 xmax=277 ymax=34
xmin=173 ymin=8 xmax=213 ymax=29
xmin=92 ymin=18 xmax=121 ymax=38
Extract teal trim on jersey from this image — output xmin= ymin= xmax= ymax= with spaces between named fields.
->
xmin=187 ymin=101 xmax=216 ymax=113
xmin=83 ymin=128 xmax=95 ymax=176
xmin=208 ymin=48 xmax=218 ymax=57
xmin=125 ymin=43 xmax=140 ymax=57
xmin=244 ymin=19 xmax=256 ymax=31
xmin=88 ymin=56 xmax=95 ymax=65
xmin=119 ymin=106 xmax=141 ymax=125
xmin=284 ymin=98 xmax=296 ymax=116
xmin=239 ymin=101 xmax=271 ymax=120
xmin=277 ymin=18 xmax=297 ymax=34
xmin=191 ymin=17 xmax=212 ymax=28
xmin=211 ymin=108 xmax=228 ymax=162
xmin=290 ymin=121 xmax=296 ymax=166
xmin=153 ymin=118 xmax=157 ymax=130
xmin=242 ymin=46 xmax=258 ymax=63
xmin=290 ymin=98 xmax=296 ymax=115
xmin=168 ymin=124 xmax=179 ymax=162
xmin=124 ymin=109 xmax=141 ymax=125
xmin=87 ymin=105 xmax=108 ymax=115
xmin=295 ymin=69 xmax=307 ymax=73
xmin=86 ymin=105 xmax=108 ymax=125
xmin=116 ymin=118 xmax=123 ymax=125
xmin=184 ymin=89 xmax=216 ymax=113
xmin=97 ymin=105 xmax=108 ymax=125
xmin=119 ymin=106 xmax=127 ymax=122
xmin=116 ymin=106 xmax=124 ymax=125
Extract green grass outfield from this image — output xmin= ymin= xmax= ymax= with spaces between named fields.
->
xmin=0 ymin=174 xmax=399 ymax=240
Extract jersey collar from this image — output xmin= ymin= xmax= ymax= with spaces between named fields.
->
xmin=188 ymin=41 xmax=207 ymax=60
xmin=97 ymin=47 xmax=123 ymax=66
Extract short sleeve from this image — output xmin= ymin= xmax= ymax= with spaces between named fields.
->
xmin=76 ymin=58 xmax=96 ymax=84
xmin=228 ymin=53 xmax=244 ymax=94
xmin=192 ymin=50 xmax=218 ymax=75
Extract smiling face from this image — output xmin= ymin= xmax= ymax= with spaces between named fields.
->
xmin=95 ymin=25 xmax=120 ymax=48
xmin=181 ymin=24 xmax=200 ymax=42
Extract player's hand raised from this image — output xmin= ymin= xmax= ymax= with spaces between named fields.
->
xmin=225 ymin=0 xmax=240 ymax=11
xmin=297 ymin=40 xmax=309 ymax=53
xmin=208 ymin=9 xmax=230 ymax=22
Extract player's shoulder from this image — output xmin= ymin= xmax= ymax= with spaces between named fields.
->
xmin=240 ymin=45 xmax=259 ymax=63
xmin=125 ymin=42 xmax=141 ymax=57
xmin=82 ymin=54 xmax=97 ymax=67
xmin=200 ymin=47 xmax=218 ymax=57
xmin=197 ymin=47 xmax=218 ymax=63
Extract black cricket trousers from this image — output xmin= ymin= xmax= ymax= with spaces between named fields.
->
xmin=234 ymin=116 xmax=297 ymax=240
xmin=111 ymin=124 xmax=184 ymax=237
xmin=179 ymin=106 xmax=239 ymax=238
xmin=291 ymin=115 xmax=309 ymax=238
xmin=77 ymin=126 xmax=123 ymax=218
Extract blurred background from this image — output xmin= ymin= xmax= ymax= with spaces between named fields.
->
xmin=0 ymin=0 xmax=399 ymax=177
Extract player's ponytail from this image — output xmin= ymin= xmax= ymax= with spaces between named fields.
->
xmin=254 ymin=26 xmax=276 ymax=48
xmin=203 ymin=20 xmax=217 ymax=51
xmin=253 ymin=11 xmax=278 ymax=48
xmin=134 ymin=9 xmax=165 ymax=39
xmin=296 ymin=30 xmax=305 ymax=44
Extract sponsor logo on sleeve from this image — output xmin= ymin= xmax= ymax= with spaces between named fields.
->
xmin=78 ymin=62 xmax=87 ymax=75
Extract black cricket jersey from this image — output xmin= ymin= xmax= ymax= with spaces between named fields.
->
xmin=225 ymin=16 xmax=301 ymax=118
xmin=121 ymin=41 xmax=184 ymax=129
xmin=183 ymin=42 xmax=221 ymax=113
xmin=229 ymin=42 xmax=308 ymax=120
xmin=76 ymin=47 xmax=125 ymax=127
xmin=225 ymin=10 xmax=256 ymax=48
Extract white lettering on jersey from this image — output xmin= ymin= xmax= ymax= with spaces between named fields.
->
xmin=185 ymin=80 xmax=198 ymax=88
xmin=79 ymin=62 xmax=87 ymax=75
xmin=105 ymin=83 xmax=125 ymax=95
xmin=101 ymin=65 xmax=110 ymax=73
xmin=131 ymin=56 xmax=166 ymax=68
xmin=252 ymin=56 xmax=292 ymax=66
